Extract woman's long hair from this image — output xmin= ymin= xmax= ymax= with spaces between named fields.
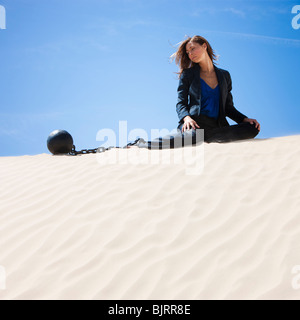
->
xmin=170 ymin=35 xmax=219 ymax=78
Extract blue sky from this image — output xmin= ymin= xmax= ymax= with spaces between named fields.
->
xmin=0 ymin=0 xmax=300 ymax=156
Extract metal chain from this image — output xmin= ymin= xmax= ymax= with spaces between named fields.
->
xmin=69 ymin=146 xmax=110 ymax=156
xmin=68 ymin=138 xmax=146 ymax=156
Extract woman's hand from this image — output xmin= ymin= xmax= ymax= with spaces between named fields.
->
xmin=182 ymin=116 xmax=200 ymax=133
xmin=243 ymin=118 xmax=261 ymax=131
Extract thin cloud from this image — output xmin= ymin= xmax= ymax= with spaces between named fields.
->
xmin=209 ymin=30 xmax=300 ymax=47
xmin=24 ymin=37 xmax=110 ymax=55
xmin=0 ymin=112 xmax=66 ymax=137
xmin=0 ymin=112 xmax=66 ymax=121
xmin=84 ymin=17 xmax=160 ymax=35
xmin=224 ymin=8 xmax=246 ymax=18
xmin=191 ymin=4 xmax=290 ymax=19
xmin=191 ymin=7 xmax=246 ymax=18
xmin=170 ymin=27 xmax=300 ymax=48
xmin=0 ymin=128 xmax=19 ymax=137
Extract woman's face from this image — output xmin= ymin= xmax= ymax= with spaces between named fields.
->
xmin=186 ymin=41 xmax=207 ymax=63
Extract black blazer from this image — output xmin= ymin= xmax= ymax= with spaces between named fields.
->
xmin=176 ymin=64 xmax=248 ymax=129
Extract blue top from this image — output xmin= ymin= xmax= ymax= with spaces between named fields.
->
xmin=200 ymin=78 xmax=220 ymax=120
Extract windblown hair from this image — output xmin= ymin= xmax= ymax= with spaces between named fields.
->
xmin=170 ymin=35 xmax=219 ymax=79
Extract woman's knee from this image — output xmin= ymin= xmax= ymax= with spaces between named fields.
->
xmin=245 ymin=122 xmax=260 ymax=138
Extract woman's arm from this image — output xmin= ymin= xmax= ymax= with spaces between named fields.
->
xmin=225 ymin=72 xmax=248 ymax=124
xmin=176 ymin=70 xmax=192 ymax=123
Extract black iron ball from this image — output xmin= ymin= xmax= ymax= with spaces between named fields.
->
xmin=47 ymin=130 xmax=74 ymax=155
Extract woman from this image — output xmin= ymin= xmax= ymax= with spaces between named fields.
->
xmin=129 ymin=35 xmax=260 ymax=149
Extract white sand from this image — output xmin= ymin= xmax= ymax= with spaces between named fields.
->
xmin=1 ymin=135 xmax=300 ymax=300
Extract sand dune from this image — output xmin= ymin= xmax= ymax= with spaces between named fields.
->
xmin=1 ymin=135 xmax=300 ymax=300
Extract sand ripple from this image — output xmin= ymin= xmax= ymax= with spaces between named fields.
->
xmin=1 ymin=135 xmax=300 ymax=299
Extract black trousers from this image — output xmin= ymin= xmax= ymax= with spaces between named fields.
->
xmin=138 ymin=114 xmax=260 ymax=149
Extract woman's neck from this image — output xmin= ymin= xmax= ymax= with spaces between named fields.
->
xmin=198 ymin=58 xmax=214 ymax=73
